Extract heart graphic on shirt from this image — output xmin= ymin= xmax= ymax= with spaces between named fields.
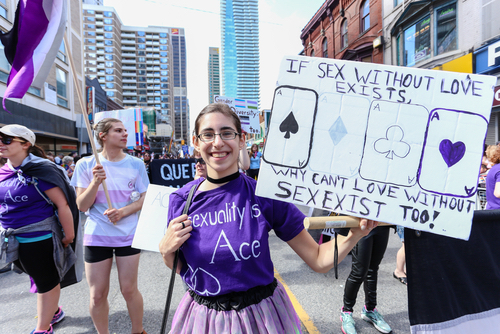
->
xmin=439 ymin=139 xmax=466 ymax=168
xmin=183 ymin=265 xmax=221 ymax=296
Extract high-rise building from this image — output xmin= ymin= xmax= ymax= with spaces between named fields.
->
xmin=82 ymin=4 xmax=190 ymax=142
xmin=208 ymin=47 xmax=220 ymax=104
xmin=220 ymin=0 xmax=260 ymax=105
xmin=82 ymin=0 xmax=103 ymax=5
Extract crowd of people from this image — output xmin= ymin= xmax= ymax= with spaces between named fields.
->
xmin=0 ymin=103 xmax=380 ymax=334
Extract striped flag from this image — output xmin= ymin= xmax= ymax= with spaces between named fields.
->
xmin=0 ymin=0 xmax=67 ymax=111
xmin=405 ymin=209 xmax=500 ymax=333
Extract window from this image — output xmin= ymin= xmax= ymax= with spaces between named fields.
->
xmin=435 ymin=3 xmax=457 ymax=55
xmin=0 ymin=43 xmax=10 ymax=83
xmin=106 ymin=75 xmax=114 ymax=81
xmin=160 ymin=58 xmax=168 ymax=63
xmin=105 ymin=54 xmax=113 ymax=60
xmin=138 ymin=38 xmax=146 ymax=43
xmin=105 ymin=47 xmax=113 ymax=53
xmin=104 ymin=11 xmax=113 ymax=17
xmin=27 ymin=87 xmax=41 ymax=97
xmin=138 ymin=90 xmax=147 ymax=95
xmin=86 ymin=9 xmax=95 ymax=14
xmin=160 ymin=39 xmax=167 ymax=44
xmin=105 ymin=69 xmax=114 ymax=74
xmin=105 ymin=82 xmax=114 ymax=89
xmin=160 ymin=45 xmax=167 ymax=51
xmin=86 ymin=39 xmax=96 ymax=44
xmin=138 ymin=70 xmax=146 ymax=75
xmin=86 ymin=17 xmax=95 ymax=22
xmin=361 ymin=1 xmax=370 ymax=32
xmin=160 ymin=32 xmax=167 ymax=38
xmin=138 ymin=57 xmax=146 ymax=62
xmin=137 ymin=31 xmax=145 ymax=37
xmin=104 ymin=33 xmax=113 ymax=39
xmin=86 ymin=24 xmax=95 ymax=29
xmin=104 ymin=18 xmax=112 ymax=24
xmin=86 ymin=45 xmax=96 ymax=51
xmin=138 ymin=51 xmax=146 ymax=56
xmin=341 ymin=20 xmax=348 ymax=49
xmin=161 ymin=77 xmax=168 ymax=82
xmin=138 ymin=44 xmax=146 ymax=49
xmin=160 ymin=51 xmax=168 ymax=57
xmin=107 ymin=91 xmax=115 ymax=97
xmin=161 ymin=71 xmax=168 ymax=76
xmin=86 ymin=31 xmax=96 ymax=36
xmin=57 ymin=41 xmax=66 ymax=62
xmin=104 ymin=26 xmax=113 ymax=32
xmin=160 ymin=64 xmax=168 ymax=69
xmin=161 ymin=83 xmax=168 ymax=89
xmin=105 ymin=61 xmax=113 ymax=68
xmin=322 ymin=38 xmax=328 ymax=58
xmin=138 ymin=64 xmax=146 ymax=69
xmin=138 ymin=83 xmax=146 ymax=88
xmin=161 ymin=90 xmax=168 ymax=95
xmin=56 ymin=68 xmax=68 ymax=108
xmin=138 ymin=77 xmax=146 ymax=82
xmin=104 ymin=40 xmax=113 ymax=46
xmin=404 ymin=15 xmax=430 ymax=66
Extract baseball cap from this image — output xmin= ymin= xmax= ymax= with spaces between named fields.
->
xmin=0 ymin=124 xmax=36 ymax=145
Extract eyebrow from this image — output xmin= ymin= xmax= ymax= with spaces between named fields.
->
xmin=200 ymin=126 xmax=237 ymax=132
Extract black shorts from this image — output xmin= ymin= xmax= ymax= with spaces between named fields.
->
xmin=14 ymin=237 xmax=60 ymax=293
xmin=84 ymin=245 xmax=141 ymax=263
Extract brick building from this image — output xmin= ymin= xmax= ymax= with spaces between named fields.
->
xmin=300 ymin=0 xmax=383 ymax=64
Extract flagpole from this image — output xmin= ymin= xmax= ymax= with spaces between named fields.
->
xmin=63 ymin=32 xmax=114 ymax=214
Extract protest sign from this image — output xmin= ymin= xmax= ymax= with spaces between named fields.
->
xmin=255 ymin=56 xmax=497 ymax=240
xmin=94 ymin=108 xmax=144 ymax=149
xmin=132 ymin=184 xmax=177 ymax=252
xmin=150 ymin=159 xmax=195 ymax=188
xmin=214 ymin=95 xmax=260 ymax=134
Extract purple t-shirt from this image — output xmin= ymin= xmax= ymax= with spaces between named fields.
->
xmin=168 ymin=174 xmax=305 ymax=296
xmin=0 ymin=164 xmax=55 ymax=237
xmin=485 ymin=164 xmax=500 ymax=209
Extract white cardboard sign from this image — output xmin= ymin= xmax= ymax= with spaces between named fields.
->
xmin=132 ymin=184 xmax=177 ymax=252
xmin=255 ymin=56 xmax=497 ymax=240
xmin=214 ymin=95 xmax=260 ymax=134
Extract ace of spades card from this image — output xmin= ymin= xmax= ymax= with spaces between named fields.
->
xmin=418 ymin=108 xmax=488 ymax=197
xmin=359 ymin=101 xmax=429 ymax=186
xmin=263 ymin=86 xmax=318 ymax=168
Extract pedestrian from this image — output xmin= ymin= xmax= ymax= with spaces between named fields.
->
xmin=339 ymin=225 xmax=392 ymax=334
xmin=0 ymin=124 xmax=77 ymax=334
xmin=71 ymin=118 xmax=149 ymax=334
xmin=485 ymin=145 xmax=500 ymax=210
xmin=54 ymin=153 xmax=63 ymax=166
xmin=61 ymin=156 xmax=75 ymax=179
xmin=393 ymin=226 xmax=407 ymax=285
xmin=159 ymin=103 xmax=377 ymax=333
xmin=192 ymin=148 xmax=207 ymax=180
xmin=247 ymin=143 xmax=261 ymax=180
xmin=143 ymin=151 xmax=152 ymax=183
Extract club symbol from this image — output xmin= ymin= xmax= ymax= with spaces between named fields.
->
xmin=279 ymin=111 xmax=299 ymax=139
xmin=374 ymin=125 xmax=410 ymax=160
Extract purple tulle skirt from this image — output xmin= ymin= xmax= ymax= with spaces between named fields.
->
xmin=170 ymin=281 xmax=302 ymax=334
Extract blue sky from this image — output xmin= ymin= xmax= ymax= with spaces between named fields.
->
xmin=104 ymin=0 xmax=326 ymax=132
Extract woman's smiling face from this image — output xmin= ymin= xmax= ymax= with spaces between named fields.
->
xmin=194 ymin=112 xmax=244 ymax=179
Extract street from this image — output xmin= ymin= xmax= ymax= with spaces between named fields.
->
xmin=0 ymin=211 xmax=410 ymax=334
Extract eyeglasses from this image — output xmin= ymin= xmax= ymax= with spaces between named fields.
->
xmin=194 ymin=157 xmax=205 ymax=165
xmin=0 ymin=136 xmax=25 ymax=145
xmin=197 ymin=131 xmax=240 ymax=143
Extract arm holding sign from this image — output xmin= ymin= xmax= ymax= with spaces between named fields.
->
xmin=159 ymin=213 xmax=192 ymax=273
xmin=75 ymin=164 xmax=106 ymax=212
xmin=287 ymin=219 xmax=377 ymax=273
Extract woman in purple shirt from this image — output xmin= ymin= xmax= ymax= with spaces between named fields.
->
xmin=159 ymin=104 xmax=378 ymax=333
xmin=485 ymin=145 xmax=500 ymax=209
xmin=0 ymin=124 xmax=75 ymax=334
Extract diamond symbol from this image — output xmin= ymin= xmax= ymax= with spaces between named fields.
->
xmin=329 ymin=116 xmax=347 ymax=145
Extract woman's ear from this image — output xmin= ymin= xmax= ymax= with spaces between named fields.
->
xmin=193 ymin=135 xmax=200 ymax=151
xmin=239 ymin=132 xmax=246 ymax=149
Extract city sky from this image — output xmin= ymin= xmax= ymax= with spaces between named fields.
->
xmin=104 ymin=0 xmax=326 ymax=137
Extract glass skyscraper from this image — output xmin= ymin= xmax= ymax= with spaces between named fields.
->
xmin=220 ymin=0 xmax=260 ymax=104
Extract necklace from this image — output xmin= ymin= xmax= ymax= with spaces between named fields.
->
xmin=206 ymin=170 xmax=240 ymax=184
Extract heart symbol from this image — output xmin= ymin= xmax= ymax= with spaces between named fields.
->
xmin=439 ymin=139 xmax=466 ymax=167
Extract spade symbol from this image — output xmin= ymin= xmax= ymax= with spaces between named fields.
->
xmin=280 ymin=111 xmax=299 ymax=139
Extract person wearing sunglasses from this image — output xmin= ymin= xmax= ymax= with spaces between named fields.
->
xmin=192 ymin=149 xmax=207 ymax=180
xmin=0 ymin=124 xmax=78 ymax=334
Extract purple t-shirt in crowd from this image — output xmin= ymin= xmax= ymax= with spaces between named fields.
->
xmin=168 ymin=174 xmax=305 ymax=297
xmin=485 ymin=163 xmax=500 ymax=209
xmin=0 ymin=164 xmax=55 ymax=237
